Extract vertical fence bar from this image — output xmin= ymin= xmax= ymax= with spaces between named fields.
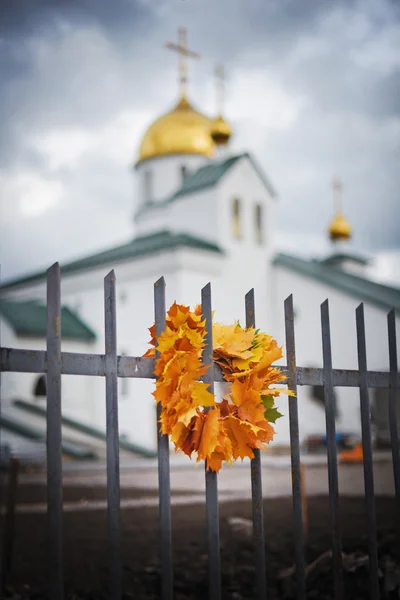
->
xmin=356 ymin=304 xmax=380 ymax=600
xmin=245 ymin=289 xmax=267 ymax=600
xmin=154 ymin=277 xmax=173 ymax=600
xmin=284 ymin=295 xmax=306 ymax=600
xmin=321 ymin=300 xmax=344 ymax=600
xmin=46 ymin=262 xmax=64 ymax=600
xmin=387 ymin=310 xmax=400 ymax=519
xmin=104 ymin=270 xmax=121 ymax=600
xmin=202 ymin=283 xmax=221 ymax=600
xmin=0 ymin=457 xmax=20 ymax=594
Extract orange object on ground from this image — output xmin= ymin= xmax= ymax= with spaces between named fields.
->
xmin=339 ymin=443 xmax=364 ymax=463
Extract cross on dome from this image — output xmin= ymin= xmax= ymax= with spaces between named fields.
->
xmin=165 ymin=27 xmax=200 ymax=98
xmin=333 ymin=176 xmax=343 ymax=213
xmin=137 ymin=28 xmax=232 ymax=162
xmin=214 ymin=64 xmax=225 ymax=116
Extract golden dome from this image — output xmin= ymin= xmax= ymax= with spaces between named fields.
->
xmin=329 ymin=212 xmax=352 ymax=241
xmin=138 ymin=96 xmax=216 ymax=163
xmin=210 ymin=115 xmax=232 ymax=146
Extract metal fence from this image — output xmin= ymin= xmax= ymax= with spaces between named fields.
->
xmin=0 ymin=262 xmax=399 ymax=600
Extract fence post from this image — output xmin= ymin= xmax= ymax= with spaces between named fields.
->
xmin=104 ymin=270 xmax=121 ymax=600
xmin=387 ymin=309 xmax=400 ymax=535
xmin=356 ymin=304 xmax=380 ymax=600
xmin=202 ymin=283 xmax=221 ymax=600
xmin=245 ymin=289 xmax=268 ymax=599
xmin=284 ymin=295 xmax=306 ymax=600
xmin=154 ymin=277 xmax=173 ymax=600
xmin=46 ymin=262 xmax=64 ymax=600
xmin=0 ymin=457 xmax=19 ymax=595
xmin=321 ymin=300 xmax=343 ymax=600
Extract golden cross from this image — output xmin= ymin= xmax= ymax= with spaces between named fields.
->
xmin=332 ymin=176 xmax=343 ymax=213
xmin=165 ymin=27 xmax=200 ymax=98
xmin=214 ymin=64 xmax=225 ymax=116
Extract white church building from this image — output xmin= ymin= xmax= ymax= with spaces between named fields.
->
xmin=1 ymin=34 xmax=400 ymax=460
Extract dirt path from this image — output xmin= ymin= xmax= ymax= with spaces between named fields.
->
xmin=1 ymin=493 xmax=397 ymax=599
xmin=1 ymin=459 xmax=397 ymax=599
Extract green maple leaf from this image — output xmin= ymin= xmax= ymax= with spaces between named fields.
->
xmin=261 ymin=395 xmax=283 ymax=424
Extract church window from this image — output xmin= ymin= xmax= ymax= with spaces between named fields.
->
xmin=144 ymin=170 xmax=153 ymax=203
xmin=232 ymin=198 xmax=241 ymax=239
xmin=34 ymin=375 xmax=47 ymax=398
xmin=255 ymin=204 xmax=263 ymax=244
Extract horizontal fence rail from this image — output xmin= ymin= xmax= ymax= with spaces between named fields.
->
xmin=1 ymin=348 xmax=399 ymax=388
xmin=0 ymin=261 xmax=399 ymax=600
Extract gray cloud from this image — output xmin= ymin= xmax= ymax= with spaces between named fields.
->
xmin=1 ymin=0 xmax=399 ymax=282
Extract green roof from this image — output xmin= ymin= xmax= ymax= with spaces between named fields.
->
xmin=273 ymin=252 xmax=400 ymax=312
xmin=319 ymin=252 xmax=370 ymax=267
xmin=135 ymin=152 xmax=277 ymax=219
xmin=172 ymin=154 xmax=244 ymax=200
xmin=0 ymin=299 xmax=96 ymax=340
xmin=0 ymin=230 xmax=224 ymax=291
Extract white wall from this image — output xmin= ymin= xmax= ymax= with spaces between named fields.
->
xmin=134 ymin=203 xmax=169 ymax=236
xmin=168 ymin=188 xmax=220 ymax=243
xmin=134 ymin=187 xmax=220 ymax=244
xmin=216 ymin=155 xmax=275 ymax=332
xmin=0 ymin=317 xmax=97 ymax=426
xmin=135 ymin=154 xmax=209 ymax=207
xmin=270 ymin=265 xmax=400 ymax=445
xmin=0 ymin=246 xmax=226 ymax=452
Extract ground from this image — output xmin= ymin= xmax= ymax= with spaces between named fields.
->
xmin=0 ymin=458 xmax=397 ymax=599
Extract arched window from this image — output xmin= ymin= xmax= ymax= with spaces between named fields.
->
xmin=34 ymin=375 xmax=47 ymax=398
xmin=143 ymin=170 xmax=153 ymax=204
xmin=255 ymin=204 xmax=263 ymax=244
xmin=232 ymin=198 xmax=241 ymax=239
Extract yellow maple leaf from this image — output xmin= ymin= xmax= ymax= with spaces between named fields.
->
xmin=197 ymin=407 xmax=221 ymax=461
xmin=213 ymin=323 xmax=256 ymax=359
xmin=192 ymin=381 xmax=215 ymax=408
xmin=223 ymin=415 xmax=257 ymax=461
xmin=231 ymin=344 xmax=264 ymax=371
xmin=157 ymin=327 xmax=180 ymax=354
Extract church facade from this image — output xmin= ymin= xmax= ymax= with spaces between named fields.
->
xmin=1 ymin=32 xmax=400 ymax=458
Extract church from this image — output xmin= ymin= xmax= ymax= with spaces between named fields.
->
xmin=1 ymin=29 xmax=400 ymax=461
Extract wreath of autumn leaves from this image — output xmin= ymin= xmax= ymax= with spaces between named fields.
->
xmin=144 ymin=302 xmax=293 ymax=472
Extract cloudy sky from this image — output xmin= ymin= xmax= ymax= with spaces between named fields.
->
xmin=1 ymin=0 xmax=399 ymax=283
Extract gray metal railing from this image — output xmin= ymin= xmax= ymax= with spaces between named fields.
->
xmin=0 ymin=261 xmax=399 ymax=600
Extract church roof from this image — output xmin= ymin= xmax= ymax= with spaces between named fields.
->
xmin=0 ymin=230 xmax=223 ymax=291
xmin=319 ymin=252 xmax=369 ymax=267
xmin=0 ymin=299 xmax=96 ymax=340
xmin=135 ymin=152 xmax=277 ymax=219
xmin=172 ymin=153 xmax=245 ymax=200
xmin=273 ymin=252 xmax=400 ymax=312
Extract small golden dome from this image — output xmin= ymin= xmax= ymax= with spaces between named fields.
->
xmin=138 ymin=96 xmax=215 ymax=163
xmin=329 ymin=212 xmax=352 ymax=241
xmin=210 ymin=115 xmax=232 ymax=146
